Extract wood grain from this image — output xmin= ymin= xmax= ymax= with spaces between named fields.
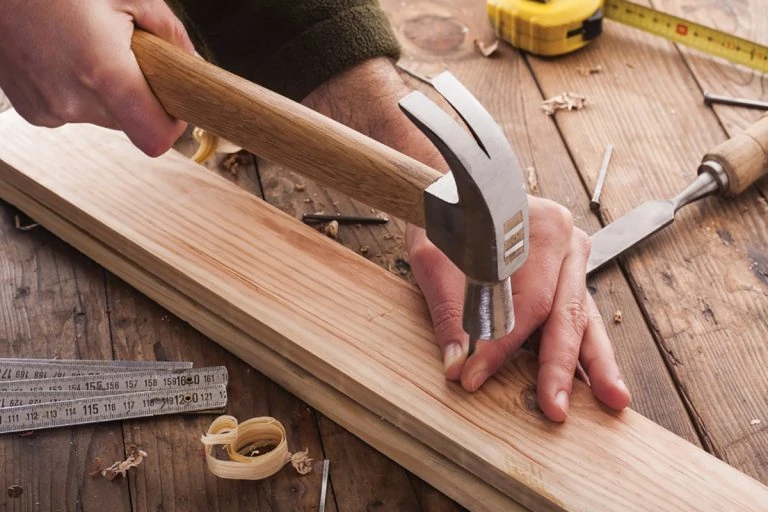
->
xmin=0 ymin=204 xmax=131 ymax=511
xmin=1 ymin=113 xmax=765 ymax=511
xmin=525 ymin=0 xmax=768 ymax=482
xmin=380 ymin=0 xmax=700 ymax=441
xmin=0 ymin=157 xmax=520 ymax=512
xmin=131 ymin=30 xmax=441 ymax=227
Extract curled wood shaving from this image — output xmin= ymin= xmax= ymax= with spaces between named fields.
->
xmin=201 ymin=415 xmax=313 ymax=480
xmin=322 ymin=220 xmax=339 ymax=240
xmin=541 ymin=93 xmax=587 ymax=116
xmin=14 ymin=214 xmax=38 ymax=231
xmin=474 ymin=39 xmax=499 ymax=57
xmin=191 ymin=127 xmax=242 ymax=164
xmin=91 ymin=445 xmax=148 ymax=481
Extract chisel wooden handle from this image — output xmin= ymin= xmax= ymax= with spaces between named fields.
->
xmin=701 ymin=114 xmax=768 ymax=196
xmin=130 ymin=30 xmax=441 ymax=227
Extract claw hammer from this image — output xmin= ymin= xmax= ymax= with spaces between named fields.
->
xmin=131 ymin=31 xmax=529 ymax=344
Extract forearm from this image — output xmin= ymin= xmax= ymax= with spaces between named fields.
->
xmin=170 ymin=0 xmax=401 ymax=101
xmin=302 ymin=57 xmax=448 ymax=174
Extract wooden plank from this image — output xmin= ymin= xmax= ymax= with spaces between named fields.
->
xmin=197 ymin=143 xmax=437 ymax=510
xmin=380 ymin=0 xmax=699 ymax=441
xmin=522 ymin=0 xmax=768 ymax=479
xmin=0 ymin=204 xmax=131 ymax=510
xmin=0 ymin=159 xmax=520 ymax=512
xmin=0 ymin=114 xmax=765 ymax=510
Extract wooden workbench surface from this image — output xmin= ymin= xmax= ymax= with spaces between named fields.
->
xmin=1 ymin=0 xmax=766 ymax=510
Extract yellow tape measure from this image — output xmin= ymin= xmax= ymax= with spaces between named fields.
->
xmin=487 ymin=0 xmax=768 ymax=73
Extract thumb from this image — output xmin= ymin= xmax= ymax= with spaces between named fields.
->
xmin=129 ymin=0 xmax=195 ymax=54
xmin=405 ymin=225 xmax=469 ymax=380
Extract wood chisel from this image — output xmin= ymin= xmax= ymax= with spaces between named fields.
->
xmin=587 ymin=116 xmax=768 ymax=274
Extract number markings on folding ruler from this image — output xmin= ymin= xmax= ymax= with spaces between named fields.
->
xmin=0 ymin=361 xmax=193 ymax=380
xmin=0 ymin=384 xmax=228 ymax=434
xmin=0 ymin=366 xmax=228 ymax=394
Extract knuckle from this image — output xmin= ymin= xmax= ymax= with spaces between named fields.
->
xmin=407 ymin=239 xmax=441 ymax=274
xmin=429 ymin=299 xmax=464 ymax=337
xmin=572 ymin=227 xmax=591 ymax=255
xmin=558 ymin=299 xmax=590 ymax=337
xmin=547 ymin=202 xmax=574 ymax=236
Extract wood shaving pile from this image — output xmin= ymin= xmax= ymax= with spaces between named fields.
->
xmin=541 ymin=93 xmax=587 ymax=116
xmin=474 ymin=39 xmax=499 ymax=57
xmin=91 ymin=445 xmax=148 ymax=481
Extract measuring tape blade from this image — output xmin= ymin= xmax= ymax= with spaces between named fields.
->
xmin=0 ymin=361 xmax=196 ymax=380
xmin=605 ymin=0 xmax=768 ymax=73
xmin=0 ymin=366 xmax=228 ymax=394
xmin=0 ymin=358 xmax=192 ymax=369
xmin=487 ymin=0 xmax=768 ymax=73
xmin=0 ymin=384 xmax=228 ymax=434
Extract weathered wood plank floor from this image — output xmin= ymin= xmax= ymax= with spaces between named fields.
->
xmin=1 ymin=0 xmax=766 ymax=510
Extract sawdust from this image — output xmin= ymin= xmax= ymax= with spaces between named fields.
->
xmin=541 ymin=93 xmax=587 ymax=115
xmin=526 ymin=166 xmax=540 ymax=196
xmin=613 ymin=310 xmax=623 ymax=324
xmin=576 ymin=65 xmax=603 ymax=76
xmin=221 ymin=151 xmax=250 ymax=175
xmin=90 ymin=445 xmax=148 ymax=481
xmin=293 ymin=182 xmax=306 ymax=192
xmin=751 ymin=419 xmax=762 ymax=426
xmin=474 ymin=39 xmax=499 ymax=57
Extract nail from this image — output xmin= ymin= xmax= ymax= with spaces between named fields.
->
xmin=302 ymin=213 xmax=389 ymax=224
xmin=590 ymin=143 xmax=613 ymax=212
xmin=554 ymin=390 xmax=570 ymax=417
xmin=703 ymin=92 xmax=768 ymax=110
xmin=443 ymin=342 xmax=464 ymax=371
xmin=469 ymin=366 xmax=490 ymax=391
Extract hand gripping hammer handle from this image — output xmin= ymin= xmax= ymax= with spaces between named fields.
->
xmin=130 ymin=31 xmax=442 ymax=228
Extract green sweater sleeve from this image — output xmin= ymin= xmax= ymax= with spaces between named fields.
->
xmin=170 ymin=0 xmax=401 ymax=101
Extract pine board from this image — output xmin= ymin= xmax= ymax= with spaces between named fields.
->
xmin=0 ymin=112 xmax=765 ymax=510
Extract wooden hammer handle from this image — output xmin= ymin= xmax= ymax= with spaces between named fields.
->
xmin=702 ymin=114 xmax=768 ymax=196
xmin=131 ymin=30 xmax=441 ymax=227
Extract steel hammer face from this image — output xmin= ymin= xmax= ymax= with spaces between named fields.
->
xmin=399 ymin=72 xmax=529 ymax=341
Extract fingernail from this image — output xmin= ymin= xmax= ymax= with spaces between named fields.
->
xmin=617 ymin=378 xmax=631 ymax=397
xmin=469 ymin=366 xmax=490 ymax=391
xmin=443 ymin=342 xmax=463 ymax=371
xmin=555 ymin=391 xmax=570 ymax=416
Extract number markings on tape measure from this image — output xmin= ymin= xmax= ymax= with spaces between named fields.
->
xmin=605 ymin=0 xmax=768 ymax=73
xmin=0 ymin=366 xmax=228 ymax=394
xmin=0 ymin=384 xmax=228 ymax=434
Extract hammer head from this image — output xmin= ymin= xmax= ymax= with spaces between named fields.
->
xmin=399 ymin=72 xmax=529 ymax=341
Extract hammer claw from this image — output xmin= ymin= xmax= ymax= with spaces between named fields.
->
xmin=430 ymin=72 xmax=511 ymax=162
xmin=399 ymin=72 xmax=529 ymax=340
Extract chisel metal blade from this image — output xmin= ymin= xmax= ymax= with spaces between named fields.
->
xmin=586 ymin=172 xmax=721 ymax=275
xmin=586 ymin=200 xmax=675 ymax=275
